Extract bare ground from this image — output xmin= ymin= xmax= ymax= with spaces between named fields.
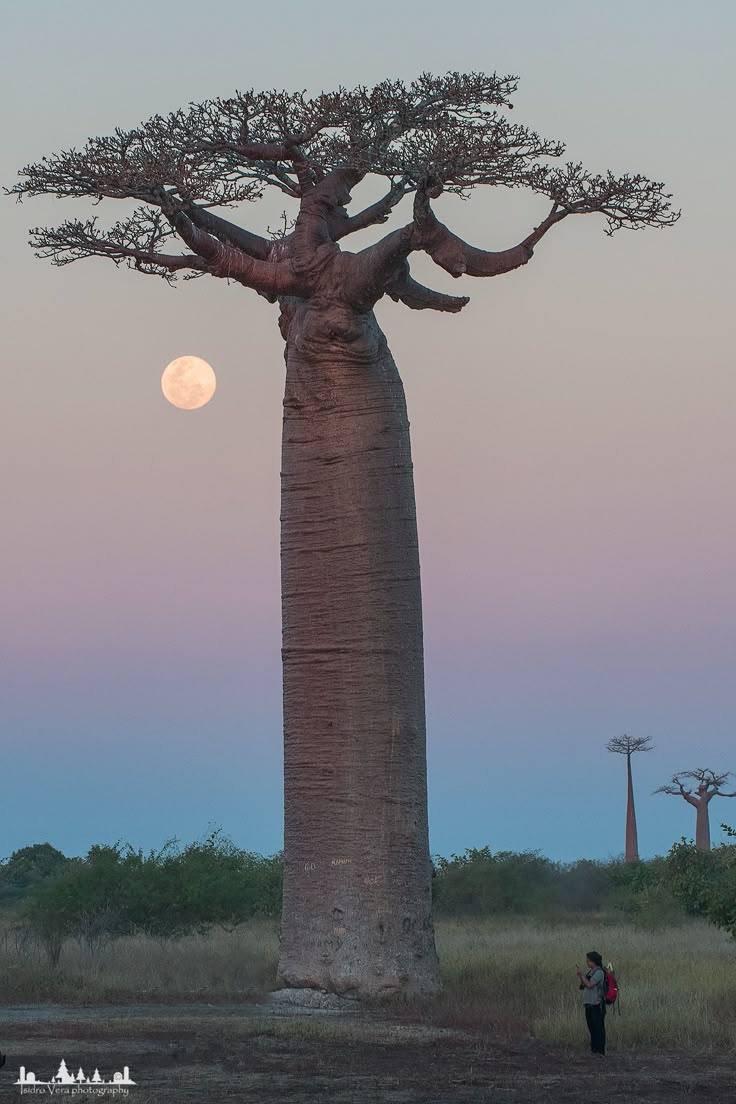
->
xmin=0 ymin=1003 xmax=734 ymax=1104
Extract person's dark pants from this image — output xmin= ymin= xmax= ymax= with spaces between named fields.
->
xmin=585 ymin=1003 xmax=606 ymax=1054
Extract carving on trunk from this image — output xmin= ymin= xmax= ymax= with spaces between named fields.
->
xmin=10 ymin=72 xmax=679 ymax=998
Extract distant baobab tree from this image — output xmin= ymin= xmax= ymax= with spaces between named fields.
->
xmin=7 ymin=73 xmax=678 ymax=997
xmin=656 ymin=769 xmax=736 ymax=850
xmin=606 ymin=734 xmax=654 ymax=861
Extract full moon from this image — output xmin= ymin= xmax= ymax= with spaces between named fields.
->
xmin=161 ymin=356 xmax=217 ymax=410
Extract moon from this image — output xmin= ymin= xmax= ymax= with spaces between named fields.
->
xmin=161 ymin=356 xmax=216 ymax=410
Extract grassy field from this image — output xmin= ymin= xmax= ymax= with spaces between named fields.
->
xmin=0 ymin=913 xmax=279 ymax=1002
xmin=1 ymin=912 xmax=734 ymax=1052
xmin=429 ymin=916 xmax=736 ymax=1050
xmin=2 ymin=914 xmax=735 ymax=1102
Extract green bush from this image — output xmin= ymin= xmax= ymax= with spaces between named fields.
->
xmin=0 ymin=842 xmax=70 ymax=905
xmin=431 ymin=847 xmax=684 ymax=922
xmin=556 ymin=859 xmax=612 ymax=913
xmin=433 ymin=847 xmax=568 ymax=917
xmin=14 ymin=832 xmax=705 ymax=966
xmin=666 ymin=833 xmax=736 ymax=938
xmin=605 ymin=857 xmax=667 ymax=918
xmin=21 ymin=829 xmax=283 ymax=962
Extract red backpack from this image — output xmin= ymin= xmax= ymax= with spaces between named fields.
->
xmin=603 ymin=966 xmax=620 ymax=1011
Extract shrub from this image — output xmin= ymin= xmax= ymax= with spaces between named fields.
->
xmin=21 ymin=829 xmax=283 ymax=963
xmin=0 ymin=843 xmax=70 ymax=905
xmin=666 ymin=834 xmax=736 ymax=938
xmin=606 ymin=857 xmax=669 ymax=919
xmin=431 ymin=848 xmax=682 ymax=922
xmin=433 ymin=847 xmax=564 ymax=917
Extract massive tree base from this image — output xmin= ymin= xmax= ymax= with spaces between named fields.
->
xmin=276 ymin=305 xmax=441 ymax=999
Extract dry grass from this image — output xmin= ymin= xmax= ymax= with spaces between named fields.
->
xmin=420 ymin=915 xmax=736 ymax=1051
xmin=0 ymin=915 xmax=280 ymax=1002
xmin=2 ymin=911 xmax=734 ymax=1052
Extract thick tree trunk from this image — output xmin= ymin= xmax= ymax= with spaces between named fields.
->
xmin=695 ymin=800 xmax=711 ymax=850
xmin=275 ymin=300 xmax=441 ymax=998
xmin=624 ymin=754 xmax=639 ymax=862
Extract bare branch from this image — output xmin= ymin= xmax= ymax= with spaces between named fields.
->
xmin=158 ymin=198 xmax=305 ymax=295
xmin=28 ymin=199 xmax=303 ymax=298
xmin=27 ymin=215 xmax=208 ymax=286
xmin=5 ymin=123 xmax=263 ymax=209
xmin=186 ymin=134 xmax=322 ymax=164
xmin=8 ymin=72 xmax=558 ymax=212
xmin=8 ymin=73 xmax=679 ymax=237
xmin=654 ymin=779 xmax=698 ymax=806
xmin=9 ymin=71 xmax=679 ymax=300
xmin=348 ymin=223 xmax=417 ymax=303
xmin=607 ymin=734 xmax=655 ymax=757
xmin=679 ymin=768 xmax=733 ymax=791
xmin=527 ymin=161 xmax=680 ymax=235
xmin=331 ymin=178 xmax=411 ymax=240
xmin=412 ymin=186 xmax=539 ymax=278
xmin=385 ymin=260 xmax=470 ymax=313
xmin=182 ymin=204 xmax=272 ymax=261
xmin=655 ymin=769 xmax=735 ymax=806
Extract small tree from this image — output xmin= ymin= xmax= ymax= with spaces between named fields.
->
xmin=656 ymin=769 xmax=736 ymax=850
xmin=606 ymin=735 xmax=654 ymax=861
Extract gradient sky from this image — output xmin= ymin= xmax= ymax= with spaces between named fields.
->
xmin=1 ymin=0 xmax=734 ymax=865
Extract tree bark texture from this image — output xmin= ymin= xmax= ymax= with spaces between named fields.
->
xmin=276 ymin=299 xmax=441 ymax=997
xmin=695 ymin=799 xmax=711 ymax=850
xmin=624 ymin=754 xmax=639 ymax=862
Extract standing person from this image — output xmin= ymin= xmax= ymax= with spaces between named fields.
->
xmin=576 ymin=951 xmax=606 ymax=1056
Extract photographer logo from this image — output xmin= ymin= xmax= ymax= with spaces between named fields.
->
xmin=15 ymin=1058 xmax=136 ymax=1095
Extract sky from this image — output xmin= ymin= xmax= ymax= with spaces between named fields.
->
xmin=1 ymin=0 xmax=734 ymax=865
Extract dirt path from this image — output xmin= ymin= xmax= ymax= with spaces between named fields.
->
xmin=0 ymin=1004 xmax=733 ymax=1103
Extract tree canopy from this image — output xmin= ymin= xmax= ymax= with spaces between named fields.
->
xmin=607 ymin=734 xmax=655 ymax=757
xmin=656 ymin=769 xmax=736 ymax=804
xmin=6 ymin=72 xmax=679 ymax=310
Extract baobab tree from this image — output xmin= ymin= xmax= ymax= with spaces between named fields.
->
xmin=7 ymin=73 xmax=678 ymax=998
xmin=656 ymin=769 xmax=736 ymax=850
xmin=606 ymin=734 xmax=654 ymax=861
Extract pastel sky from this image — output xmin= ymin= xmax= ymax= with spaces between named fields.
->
xmin=1 ymin=0 xmax=734 ymax=864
